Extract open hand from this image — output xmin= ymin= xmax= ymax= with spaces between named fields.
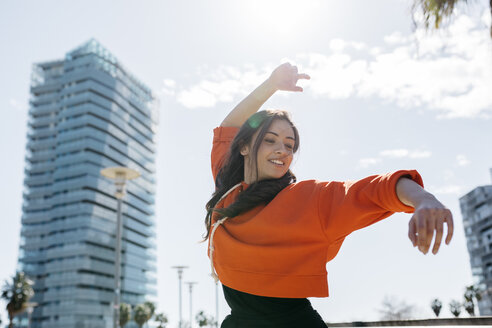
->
xmin=269 ymin=63 xmax=310 ymax=92
xmin=408 ymin=197 xmax=454 ymax=255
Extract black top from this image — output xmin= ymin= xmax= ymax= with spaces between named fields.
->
xmin=221 ymin=284 xmax=327 ymax=328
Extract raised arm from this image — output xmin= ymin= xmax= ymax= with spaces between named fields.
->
xmin=220 ymin=63 xmax=310 ymax=127
xmin=396 ymin=177 xmax=454 ymax=255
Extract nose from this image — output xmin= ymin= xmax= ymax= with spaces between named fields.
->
xmin=275 ymin=144 xmax=288 ymax=155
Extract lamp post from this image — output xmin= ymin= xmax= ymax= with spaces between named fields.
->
xmin=185 ymin=282 xmax=197 ymax=328
xmin=215 ymin=281 xmax=219 ymax=327
xmin=101 ymin=166 xmax=140 ymax=328
xmin=26 ymin=302 xmax=37 ymax=328
xmin=172 ymin=266 xmax=188 ymax=328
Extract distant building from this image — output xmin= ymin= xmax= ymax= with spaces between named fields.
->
xmin=460 ymin=169 xmax=492 ymax=316
xmin=19 ymin=39 xmax=158 ymax=328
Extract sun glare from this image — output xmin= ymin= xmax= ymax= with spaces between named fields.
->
xmin=243 ymin=0 xmax=323 ymax=38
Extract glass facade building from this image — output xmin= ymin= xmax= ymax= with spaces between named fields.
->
xmin=19 ymin=39 xmax=158 ymax=328
xmin=459 ymin=169 xmax=492 ymax=315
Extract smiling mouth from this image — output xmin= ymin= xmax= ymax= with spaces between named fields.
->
xmin=269 ymin=159 xmax=284 ymax=166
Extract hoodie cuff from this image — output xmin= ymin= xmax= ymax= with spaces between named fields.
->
xmin=386 ymin=170 xmax=424 ymax=213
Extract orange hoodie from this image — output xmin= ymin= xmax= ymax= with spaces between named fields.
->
xmin=209 ymin=126 xmax=423 ymax=298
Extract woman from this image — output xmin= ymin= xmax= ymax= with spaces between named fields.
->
xmin=205 ymin=63 xmax=454 ymax=327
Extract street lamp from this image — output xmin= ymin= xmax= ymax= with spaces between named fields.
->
xmin=101 ymin=166 xmax=140 ymax=328
xmin=26 ymin=302 xmax=37 ymax=328
xmin=215 ymin=281 xmax=219 ymax=327
xmin=185 ymin=282 xmax=197 ymax=328
xmin=172 ymin=266 xmax=188 ymax=328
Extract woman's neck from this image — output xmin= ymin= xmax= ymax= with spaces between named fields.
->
xmin=243 ymin=166 xmax=256 ymax=184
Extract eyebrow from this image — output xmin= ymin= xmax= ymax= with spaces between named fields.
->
xmin=266 ymin=131 xmax=295 ymax=141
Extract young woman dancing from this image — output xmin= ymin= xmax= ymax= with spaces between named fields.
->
xmin=204 ymin=63 xmax=454 ymax=327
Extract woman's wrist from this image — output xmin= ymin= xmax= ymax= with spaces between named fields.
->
xmin=396 ymin=177 xmax=436 ymax=208
xmin=251 ymin=78 xmax=277 ymax=103
xmin=410 ymin=192 xmax=439 ymax=209
xmin=265 ymin=75 xmax=279 ymax=93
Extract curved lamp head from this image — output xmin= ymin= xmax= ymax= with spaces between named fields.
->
xmin=101 ymin=167 xmax=141 ymax=199
xmin=101 ymin=167 xmax=140 ymax=180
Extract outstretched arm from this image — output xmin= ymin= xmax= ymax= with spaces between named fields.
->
xmin=396 ymin=177 xmax=454 ymax=255
xmin=220 ymin=63 xmax=310 ymax=127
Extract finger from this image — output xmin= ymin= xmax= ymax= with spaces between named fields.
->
xmin=408 ymin=218 xmax=417 ymax=247
xmin=424 ymin=214 xmax=436 ymax=253
xmin=445 ymin=210 xmax=454 ymax=244
xmin=432 ymin=217 xmax=444 ymax=255
xmin=416 ymin=213 xmax=427 ymax=253
xmin=297 ymin=73 xmax=311 ymax=80
xmin=292 ymin=86 xmax=303 ymax=92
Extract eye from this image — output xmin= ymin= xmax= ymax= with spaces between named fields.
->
xmin=285 ymin=144 xmax=294 ymax=150
xmin=264 ymin=138 xmax=275 ymax=144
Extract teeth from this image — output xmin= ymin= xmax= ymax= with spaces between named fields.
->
xmin=270 ymin=160 xmax=284 ymax=165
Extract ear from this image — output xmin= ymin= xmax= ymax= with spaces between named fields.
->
xmin=240 ymin=144 xmax=249 ymax=156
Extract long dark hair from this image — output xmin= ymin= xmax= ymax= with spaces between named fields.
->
xmin=203 ymin=110 xmax=300 ymax=240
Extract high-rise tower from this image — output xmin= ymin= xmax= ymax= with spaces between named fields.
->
xmin=460 ymin=169 xmax=492 ymax=315
xmin=19 ymin=39 xmax=158 ymax=328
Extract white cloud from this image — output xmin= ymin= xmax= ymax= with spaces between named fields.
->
xmin=329 ymin=39 xmax=366 ymax=52
xmin=369 ymin=47 xmax=382 ymax=56
xmin=163 ymin=79 xmax=176 ymax=88
xmin=171 ymin=66 xmax=267 ymax=109
xmin=358 ymin=157 xmax=381 ymax=168
xmin=176 ymin=86 xmax=217 ymax=108
xmin=329 ymin=39 xmax=346 ymax=52
xmin=163 ymin=7 xmax=491 ymax=117
xmin=482 ymin=7 xmax=492 ymax=26
xmin=309 ymin=7 xmax=492 ymax=118
xmin=456 ymin=154 xmax=471 ymax=166
xmin=357 ymin=10 xmax=492 ymax=118
xmin=380 ymin=149 xmax=431 ymax=159
xmin=408 ymin=150 xmax=432 ymax=159
xmin=299 ymin=52 xmax=367 ymax=99
xmin=357 ymin=148 xmax=431 ymax=170
xmin=383 ymin=31 xmax=409 ymax=45
xmin=160 ymin=79 xmax=176 ymax=96
xmin=428 ymin=184 xmax=463 ymax=195
xmin=380 ymin=149 xmax=409 ymax=158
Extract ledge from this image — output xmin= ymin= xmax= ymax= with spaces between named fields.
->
xmin=326 ymin=316 xmax=492 ymax=326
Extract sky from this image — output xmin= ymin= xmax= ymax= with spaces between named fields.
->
xmin=1 ymin=0 xmax=492 ymax=326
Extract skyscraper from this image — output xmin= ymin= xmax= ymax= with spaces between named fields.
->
xmin=19 ymin=39 xmax=158 ymax=328
xmin=460 ymin=169 xmax=492 ymax=315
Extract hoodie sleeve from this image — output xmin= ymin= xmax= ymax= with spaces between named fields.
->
xmin=211 ymin=126 xmax=239 ymax=182
xmin=318 ymin=170 xmax=424 ymax=244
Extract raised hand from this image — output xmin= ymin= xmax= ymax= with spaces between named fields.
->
xmin=408 ymin=198 xmax=454 ymax=255
xmin=269 ymin=63 xmax=310 ymax=92
xmin=220 ymin=61 xmax=310 ymax=127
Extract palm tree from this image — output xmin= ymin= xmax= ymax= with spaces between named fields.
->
xmin=119 ymin=303 xmax=132 ymax=327
xmin=143 ymin=301 xmax=155 ymax=325
xmin=464 ymin=299 xmax=475 ymax=316
xmin=196 ymin=310 xmax=216 ymax=327
xmin=412 ymin=0 xmax=492 ymax=37
xmin=1 ymin=272 xmax=35 ymax=328
xmin=133 ymin=304 xmax=150 ymax=328
xmin=378 ymin=295 xmax=415 ymax=320
xmin=449 ymin=300 xmax=462 ymax=317
xmin=431 ymin=298 xmax=442 ymax=317
xmin=154 ymin=313 xmax=168 ymax=328
xmin=464 ymin=284 xmax=482 ymax=316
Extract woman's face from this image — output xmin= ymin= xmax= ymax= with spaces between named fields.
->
xmin=241 ymin=119 xmax=295 ymax=184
